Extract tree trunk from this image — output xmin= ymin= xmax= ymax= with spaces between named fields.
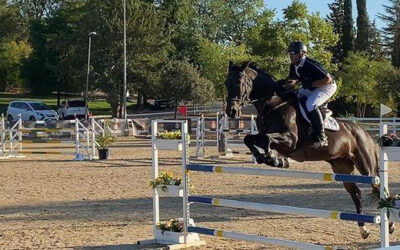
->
xmin=57 ymin=90 xmax=61 ymax=106
xmin=136 ymin=92 xmax=143 ymax=108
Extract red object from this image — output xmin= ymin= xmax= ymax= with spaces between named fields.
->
xmin=178 ymin=105 xmax=187 ymax=116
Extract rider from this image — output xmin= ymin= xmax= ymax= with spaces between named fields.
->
xmin=286 ymin=41 xmax=337 ymax=148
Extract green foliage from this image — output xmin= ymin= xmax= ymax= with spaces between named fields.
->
xmin=355 ymin=0 xmax=369 ymax=51
xmin=379 ymin=0 xmax=400 ymax=67
xmin=95 ymin=133 xmax=117 ymax=149
xmin=343 ymin=0 xmax=355 ymax=57
xmin=0 ymin=41 xmax=32 ymax=91
xmin=157 ymin=218 xmax=184 ymax=232
xmin=160 ymin=60 xmax=214 ymax=107
xmin=337 ymin=52 xmax=399 ymax=116
xmin=247 ymin=1 xmax=338 ymax=78
xmin=157 ymin=131 xmax=182 ymax=140
xmin=149 ymin=171 xmax=182 ymax=189
xmin=327 ymin=0 xmax=345 ymax=63
xmin=195 ymin=38 xmax=250 ymax=100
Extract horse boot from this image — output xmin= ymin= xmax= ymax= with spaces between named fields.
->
xmin=308 ymin=108 xmax=328 ymax=148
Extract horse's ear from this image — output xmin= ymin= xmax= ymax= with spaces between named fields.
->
xmin=244 ymin=67 xmax=258 ymax=80
xmin=228 ymin=61 xmax=234 ymax=71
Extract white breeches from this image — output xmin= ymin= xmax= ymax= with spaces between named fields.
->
xmin=297 ymin=82 xmax=337 ymax=112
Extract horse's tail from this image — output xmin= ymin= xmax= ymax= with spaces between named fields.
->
xmin=354 ymin=124 xmax=379 ymax=176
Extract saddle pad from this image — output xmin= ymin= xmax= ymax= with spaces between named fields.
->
xmin=298 ymin=101 xmax=340 ymax=132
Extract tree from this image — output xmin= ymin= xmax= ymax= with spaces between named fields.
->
xmin=337 ymin=52 xmax=397 ymax=117
xmin=195 ymin=38 xmax=251 ymax=101
xmin=160 ymin=60 xmax=214 ymax=118
xmin=343 ymin=0 xmax=355 ymax=56
xmin=247 ymin=1 xmax=338 ymax=79
xmin=0 ymin=0 xmax=31 ymax=91
xmin=327 ymin=0 xmax=345 ymax=63
xmin=367 ymin=20 xmax=385 ymax=60
xmin=379 ymin=0 xmax=400 ymax=67
xmin=355 ymin=0 xmax=369 ymax=51
xmin=83 ymin=0 xmax=173 ymax=117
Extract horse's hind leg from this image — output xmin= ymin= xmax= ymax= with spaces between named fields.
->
xmin=352 ymin=147 xmax=395 ymax=234
xmin=328 ymin=158 xmax=370 ymax=239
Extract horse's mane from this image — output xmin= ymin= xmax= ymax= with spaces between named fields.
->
xmin=237 ymin=61 xmax=277 ymax=82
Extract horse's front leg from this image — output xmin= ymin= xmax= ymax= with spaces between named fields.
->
xmin=244 ymin=133 xmax=289 ymax=168
xmin=243 ymin=134 xmax=271 ymax=164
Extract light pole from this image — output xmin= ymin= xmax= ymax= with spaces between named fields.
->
xmin=123 ymin=0 xmax=127 ymax=119
xmin=85 ymin=31 xmax=97 ymax=120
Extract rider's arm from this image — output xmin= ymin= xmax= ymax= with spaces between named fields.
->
xmin=312 ymin=73 xmax=333 ymax=88
xmin=288 ymin=64 xmax=298 ymax=81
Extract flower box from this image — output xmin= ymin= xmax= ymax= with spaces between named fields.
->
xmin=155 ymin=139 xmax=182 ymax=151
xmin=388 ymin=208 xmax=400 ymax=222
xmin=155 ymin=185 xmax=183 ymax=197
xmin=156 ymin=218 xmax=200 ymax=244
xmin=381 ymin=147 xmax=400 ymax=161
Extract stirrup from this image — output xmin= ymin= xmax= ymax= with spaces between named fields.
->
xmin=311 ymin=136 xmax=328 ymax=149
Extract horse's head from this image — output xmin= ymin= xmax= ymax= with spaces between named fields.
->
xmin=225 ymin=61 xmax=279 ymax=118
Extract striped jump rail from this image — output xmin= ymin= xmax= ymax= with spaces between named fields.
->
xmin=221 ymin=129 xmax=252 ymax=133
xmin=188 ymin=227 xmax=333 ymax=250
xmin=21 ymin=151 xmax=75 ymax=155
xmin=188 ymin=196 xmax=380 ymax=224
xmin=186 ymin=164 xmax=380 ymax=185
xmin=18 ymin=128 xmax=75 ymax=133
xmin=20 ymin=140 xmax=75 ymax=144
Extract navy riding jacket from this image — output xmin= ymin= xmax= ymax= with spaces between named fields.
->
xmin=288 ymin=57 xmax=328 ymax=90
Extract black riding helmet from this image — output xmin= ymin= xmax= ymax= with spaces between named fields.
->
xmin=288 ymin=41 xmax=307 ymax=54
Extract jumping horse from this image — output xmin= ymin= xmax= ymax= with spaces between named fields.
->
xmin=225 ymin=61 xmax=394 ymax=239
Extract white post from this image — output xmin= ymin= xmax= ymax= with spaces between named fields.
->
xmin=380 ymin=149 xmax=390 ymax=248
xmin=379 ymin=122 xmax=390 ymax=247
xmin=151 ymin=120 xmax=159 ymax=239
xmin=0 ymin=114 xmax=4 ymax=157
xmin=393 ymin=117 xmax=396 ymax=134
xmin=75 ymin=118 xmax=80 ymax=156
xmin=182 ymin=120 xmax=189 ymax=244
xmin=195 ymin=117 xmax=201 ymax=158
xmin=201 ymin=116 xmax=205 ymax=158
xmin=251 ymin=115 xmax=257 ymax=163
xmin=91 ymin=118 xmax=96 ymax=159
xmin=18 ymin=116 xmax=22 ymax=154
xmin=216 ymin=112 xmax=219 ymax=151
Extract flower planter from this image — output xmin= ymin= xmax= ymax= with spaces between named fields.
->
xmin=155 ymin=185 xmax=183 ymax=197
xmin=155 ymin=218 xmax=200 ymax=244
xmin=381 ymin=147 xmax=400 ymax=161
xmin=388 ymin=208 xmax=400 ymax=222
xmin=98 ymin=148 xmax=109 ymax=160
xmin=155 ymin=139 xmax=182 ymax=151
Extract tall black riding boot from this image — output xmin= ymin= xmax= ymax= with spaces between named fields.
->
xmin=308 ymin=109 xmax=328 ymax=148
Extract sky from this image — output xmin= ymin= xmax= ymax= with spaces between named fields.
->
xmin=264 ymin=0 xmax=390 ymax=29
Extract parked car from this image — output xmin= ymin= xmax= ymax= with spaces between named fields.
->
xmin=6 ymin=101 xmax=59 ymax=121
xmin=57 ymin=99 xmax=88 ymax=120
xmin=154 ymin=99 xmax=172 ymax=110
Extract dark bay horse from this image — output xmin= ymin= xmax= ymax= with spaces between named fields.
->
xmin=225 ymin=61 xmax=392 ymax=239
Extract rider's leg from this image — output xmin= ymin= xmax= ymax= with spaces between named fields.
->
xmin=306 ymin=83 xmax=337 ymax=148
xmin=308 ymin=108 xmax=328 ymax=147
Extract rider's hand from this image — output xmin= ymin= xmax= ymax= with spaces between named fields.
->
xmin=283 ymin=79 xmax=298 ymax=90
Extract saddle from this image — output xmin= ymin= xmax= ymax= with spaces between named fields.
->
xmin=298 ymin=98 xmax=340 ymax=132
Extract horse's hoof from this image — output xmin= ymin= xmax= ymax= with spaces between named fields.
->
xmin=255 ymin=155 xmax=265 ymax=164
xmin=282 ymin=158 xmax=290 ymax=168
xmin=390 ymin=222 xmax=395 ymax=234
xmin=360 ymin=226 xmax=370 ymax=239
xmin=264 ymin=157 xmax=279 ymax=167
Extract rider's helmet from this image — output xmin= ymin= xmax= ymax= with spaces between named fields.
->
xmin=288 ymin=41 xmax=307 ymax=54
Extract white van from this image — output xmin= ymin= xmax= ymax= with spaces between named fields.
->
xmin=57 ymin=99 xmax=88 ymax=120
xmin=6 ymin=101 xmax=59 ymax=121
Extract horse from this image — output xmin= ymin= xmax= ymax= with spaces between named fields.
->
xmin=225 ymin=61 xmax=393 ymax=239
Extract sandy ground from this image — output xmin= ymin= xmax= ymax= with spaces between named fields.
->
xmin=0 ymin=138 xmax=399 ymax=250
